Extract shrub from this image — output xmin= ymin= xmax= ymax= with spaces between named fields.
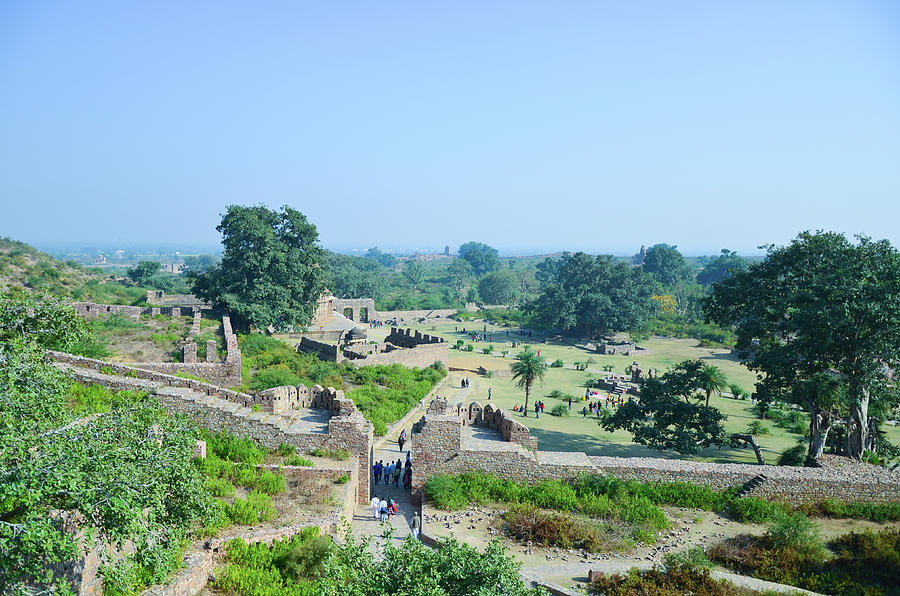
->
xmin=589 ymin=564 xmax=749 ymax=596
xmin=464 ymin=344 xmax=474 ymax=352
xmin=227 ymin=491 xmax=277 ymax=525
xmin=275 ymin=443 xmax=296 ymax=457
xmin=550 ymin=359 xmax=564 ymax=368
xmin=205 ymin=477 xmax=236 ymax=498
xmin=503 ymin=504 xmax=607 ymax=551
xmin=728 ymin=497 xmax=784 ymax=524
xmin=310 ymin=448 xmax=350 ymax=461
xmin=203 ymin=429 xmax=267 ymax=464
xmin=799 ymin=498 xmax=900 ymax=522
xmin=777 ymin=442 xmax=807 ymax=466
xmin=256 ymin=469 xmax=287 ymax=495
xmin=663 ymin=546 xmax=712 ymax=571
xmin=728 ymin=383 xmax=747 ymax=399
xmin=745 ymin=420 xmax=770 ymax=436
xmin=766 ymin=511 xmax=823 ymax=556
xmin=285 ymin=455 xmax=314 ymax=467
xmin=549 ymin=404 xmax=569 ymax=417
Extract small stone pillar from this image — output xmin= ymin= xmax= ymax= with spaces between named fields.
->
xmin=194 ymin=440 xmax=207 ymax=460
xmin=171 ymin=307 xmax=181 ymax=317
xmin=182 ymin=341 xmax=197 ymax=363
xmin=206 ymin=340 xmax=217 ymax=362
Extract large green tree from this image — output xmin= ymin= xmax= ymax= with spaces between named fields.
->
xmin=126 ymin=260 xmax=162 ymax=286
xmin=447 ymin=259 xmax=473 ymax=305
xmin=602 ymin=359 xmax=765 ymax=463
xmin=696 ymin=249 xmax=749 ymax=287
xmin=458 ymin=242 xmax=501 ymax=276
xmin=326 ymin=252 xmax=385 ymax=300
xmin=192 ymin=205 xmax=327 ymax=332
xmin=642 ymin=244 xmax=691 ymax=286
xmin=705 ymin=231 xmax=900 ymax=461
xmin=477 ymin=270 xmax=519 ymax=305
xmin=528 ymin=252 xmax=656 ymax=337
xmin=403 ymin=259 xmax=426 ymax=290
xmin=510 ymin=346 xmax=547 ymax=417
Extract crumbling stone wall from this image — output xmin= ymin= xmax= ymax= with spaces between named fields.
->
xmin=299 ymin=337 xmax=341 ymax=361
xmin=411 ymin=399 xmax=900 ymax=506
xmin=297 ymin=328 xmax=449 ymax=370
xmin=71 ymin=302 xmax=201 ymax=318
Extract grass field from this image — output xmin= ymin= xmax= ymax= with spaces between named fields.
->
xmin=371 ymin=318 xmax=900 ymax=464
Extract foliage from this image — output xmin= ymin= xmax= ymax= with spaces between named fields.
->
xmin=202 ymin=428 xmax=268 ymax=464
xmin=663 ymin=546 xmax=713 ymax=571
xmin=364 ymin=246 xmax=397 ymax=268
xmin=642 ymin=243 xmax=691 ymax=286
xmin=503 ymin=504 xmax=610 ymax=551
xmin=325 ymin=251 xmax=386 ymax=301
xmin=458 ymin=242 xmax=501 ymax=276
xmin=776 ymin=442 xmax=807 ymax=467
xmin=601 ymin=360 xmax=728 ymax=455
xmin=798 ymin=499 xmax=900 ymax=522
xmin=182 ymin=254 xmax=220 ymax=274
xmin=549 ymin=404 xmax=569 ymax=417
xmin=550 ymin=358 xmax=564 ymax=368
xmin=226 ymin=491 xmax=277 ymax=525
xmin=696 ymin=249 xmax=749 ymax=288
xmin=0 ymin=291 xmax=89 ymax=351
xmin=638 ymin=312 xmax=735 ymax=347
xmin=745 ymin=420 xmax=770 ymax=436
xmin=510 ymin=346 xmax=547 ymax=417
xmin=192 ymin=205 xmax=327 ymax=332
xmin=588 ymin=563 xmax=757 ymax=596
xmin=126 ymin=260 xmax=162 ymax=285
xmin=285 ymin=455 xmax=314 ymax=467
xmin=478 ymin=270 xmax=519 ymax=305
xmin=402 ymin=259 xmax=426 ymax=290
xmin=705 ymin=231 xmax=900 ymax=461
xmin=727 ymin=497 xmax=785 ymax=524
xmin=709 ymin=526 xmax=900 ymax=595
xmin=528 ymin=252 xmax=656 ymax=337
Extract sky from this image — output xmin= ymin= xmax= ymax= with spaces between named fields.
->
xmin=1 ymin=1 xmax=899 ymax=256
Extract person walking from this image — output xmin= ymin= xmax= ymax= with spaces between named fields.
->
xmin=398 ymin=429 xmax=407 ymax=452
xmin=582 ymin=406 xmax=587 ymax=418
xmin=393 ymin=463 xmax=402 ymax=487
xmin=411 ymin=512 xmax=421 ymax=539
xmin=379 ymin=498 xmax=388 ymax=522
xmin=535 ymin=402 xmax=540 ymax=418
xmin=487 ymin=387 xmax=492 ymax=400
xmin=371 ymin=494 xmax=380 ymax=519
xmin=374 ymin=461 xmax=382 ymax=484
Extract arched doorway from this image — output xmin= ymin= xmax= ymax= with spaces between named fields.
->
xmin=359 ymin=307 xmax=369 ymax=323
xmin=343 ymin=307 xmax=354 ymax=320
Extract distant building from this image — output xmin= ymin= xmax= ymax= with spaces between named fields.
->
xmin=632 ymin=245 xmax=646 ymax=266
xmin=444 ymin=245 xmax=451 ymax=256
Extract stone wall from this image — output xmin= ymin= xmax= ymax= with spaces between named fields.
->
xmin=145 ymin=291 xmax=208 ymax=307
xmin=411 ymin=399 xmax=900 ymax=506
xmin=51 ymin=355 xmax=374 ymax=503
xmin=299 ymin=336 xmax=341 ymax=361
xmin=332 ymin=298 xmax=375 ymax=323
xmin=386 ymin=327 xmax=446 ymax=348
xmin=297 ymin=328 xmax=449 ymax=370
xmin=376 ymin=308 xmax=458 ymax=322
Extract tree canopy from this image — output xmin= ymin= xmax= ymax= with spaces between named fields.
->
xmin=528 ymin=252 xmax=656 ymax=337
xmin=192 ymin=205 xmax=327 ymax=332
xmin=642 ymin=244 xmax=691 ymax=286
xmin=696 ymin=249 xmax=749 ymax=287
xmin=458 ymin=242 xmax=501 ymax=276
xmin=364 ymin=246 xmax=397 ymax=268
xmin=704 ymin=231 xmax=900 ymax=461
xmin=126 ymin=260 xmax=162 ymax=285
xmin=325 ymin=251 xmax=385 ymax=300
xmin=478 ymin=270 xmax=519 ymax=305
xmin=601 ymin=360 xmax=728 ymax=455
xmin=182 ymin=254 xmax=220 ymax=274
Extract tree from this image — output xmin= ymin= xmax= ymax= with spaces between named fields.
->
xmin=192 ymin=205 xmax=327 ymax=332
xmin=364 ymin=246 xmax=397 ymax=268
xmin=599 ymin=359 xmax=769 ymax=461
xmin=403 ymin=259 xmax=426 ymax=290
xmin=696 ymin=249 xmax=749 ymax=287
xmin=510 ymin=346 xmax=547 ymax=417
xmin=447 ymin=259 xmax=472 ymax=305
xmin=126 ymin=260 xmax=161 ymax=285
xmin=326 ymin=252 xmax=385 ymax=300
xmin=528 ymin=252 xmax=656 ymax=337
xmin=698 ymin=363 xmax=728 ymax=407
xmin=705 ymin=231 xmax=900 ymax=461
xmin=182 ymin=254 xmax=220 ymax=274
xmin=477 ymin=270 xmax=519 ymax=305
xmin=458 ymin=242 xmax=501 ymax=276
xmin=642 ymin=244 xmax=691 ymax=286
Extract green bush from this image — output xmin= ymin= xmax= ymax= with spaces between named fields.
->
xmin=663 ymin=546 xmax=713 ymax=571
xmin=503 ymin=504 xmax=609 ymax=551
xmin=285 ymin=455 xmax=314 ymax=467
xmin=205 ymin=477 xmax=236 ymax=497
xmin=203 ymin=429 xmax=267 ymax=464
xmin=766 ymin=511 xmax=823 ymax=556
xmin=728 ymin=497 xmax=784 ymax=524
xmin=227 ymin=491 xmax=277 ymax=525
xmin=275 ymin=443 xmax=296 ymax=457
xmin=777 ymin=442 xmax=807 ymax=466
xmin=589 ymin=564 xmax=748 ymax=596
xmin=549 ymin=404 xmax=569 ymax=417
xmin=550 ymin=359 xmax=564 ymax=368
xmin=256 ymin=469 xmax=287 ymax=495
xmin=309 ymin=447 xmax=350 ymax=461
xmin=799 ymin=498 xmax=900 ymax=522
xmin=745 ymin=420 xmax=770 ymax=436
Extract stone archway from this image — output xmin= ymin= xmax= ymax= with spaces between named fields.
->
xmin=359 ymin=306 xmax=369 ymax=323
xmin=343 ymin=307 xmax=354 ymax=321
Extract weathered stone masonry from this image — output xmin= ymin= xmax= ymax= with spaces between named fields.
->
xmin=412 ymin=399 xmax=900 ymax=505
xmin=298 ymin=327 xmax=449 ymax=370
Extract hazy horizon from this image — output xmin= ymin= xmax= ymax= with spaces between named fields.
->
xmin=3 ymin=2 xmax=899 ymax=254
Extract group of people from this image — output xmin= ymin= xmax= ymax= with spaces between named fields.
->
xmin=368 ymin=319 xmax=386 ymax=328
xmin=460 ymin=377 xmax=471 ymax=388
xmin=512 ymin=400 xmax=546 ymax=417
xmin=369 ymin=495 xmax=421 ymax=537
xmin=582 ymin=395 xmax=628 ymax=417
xmin=373 ymin=454 xmax=413 ymax=490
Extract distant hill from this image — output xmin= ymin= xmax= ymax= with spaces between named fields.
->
xmin=0 ymin=237 xmax=146 ymax=304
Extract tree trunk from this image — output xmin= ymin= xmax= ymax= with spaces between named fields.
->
xmin=847 ymin=386 xmax=870 ymax=460
xmin=705 ymin=389 xmax=711 ymax=408
xmin=523 ymin=380 xmax=530 ymax=417
xmin=731 ymin=434 xmax=766 ymax=465
xmin=806 ymin=408 xmax=832 ymax=466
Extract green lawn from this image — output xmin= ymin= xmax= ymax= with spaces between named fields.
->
xmin=375 ymin=319 xmax=804 ymax=464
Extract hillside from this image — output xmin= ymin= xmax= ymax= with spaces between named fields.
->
xmin=0 ymin=237 xmax=146 ymax=303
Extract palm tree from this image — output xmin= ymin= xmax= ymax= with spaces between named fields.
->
xmin=510 ymin=346 xmax=547 ymax=416
xmin=698 ymin=363 xmax=728 ymax=407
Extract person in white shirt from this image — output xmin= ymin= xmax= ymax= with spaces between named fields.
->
xmin=370 ymin=495 xmax=380 ymax=519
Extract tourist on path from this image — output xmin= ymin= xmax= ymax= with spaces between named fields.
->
xmin=411 ymin=512 xmax=421 ymax=539
xmin=371 ymin=495 xmax=380 ymax=519
xmin=398 ymin=429 xmax=407 ymax=452
xmin=582 ymin=406 xmax=587 ymax=418
xmin=379 ymin=498 xmax=388 ymax=522
xmin=535 ymin=402 xmax=540 ymax=418
xmin=488 ymin=387 xmax=492 ymax=400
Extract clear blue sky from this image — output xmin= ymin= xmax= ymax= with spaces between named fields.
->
xmin=2 ymin=1 xmax=899 ymax=255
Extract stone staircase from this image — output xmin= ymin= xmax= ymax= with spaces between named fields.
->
xmin=735 ymin=473 xmax=768 ymax=499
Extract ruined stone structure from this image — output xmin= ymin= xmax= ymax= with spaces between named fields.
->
xmin=50 ymin=353 xmax=374 ymax=504
xmin=597 ymin=341 xmax=635 ymax=356
xmin=71 ymin=301 xmax=200 ymax=318
xmin=145 ymin=291 xmax=208 ymax=308
xmin=332 ymin=297 xmax=375 ymax=323
xmin=297 ymin=327 xmax=449 ymax=370
xmin=412 ymin=398 xmax=900 ymax=506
